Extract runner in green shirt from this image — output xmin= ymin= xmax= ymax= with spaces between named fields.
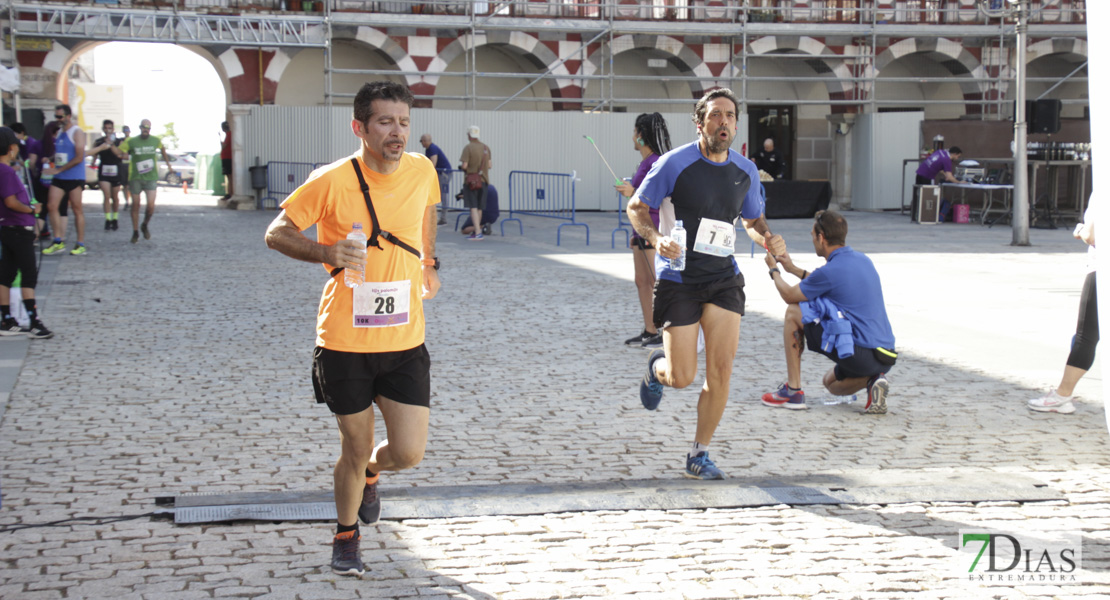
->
xmin=119 ymin=119 xmax=172 ymax=243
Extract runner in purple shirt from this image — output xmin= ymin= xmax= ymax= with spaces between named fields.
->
xmin=0 ymin=126 xmax=53 ymax=338
xmin=616 ymin=113 xmax=672 ymax=349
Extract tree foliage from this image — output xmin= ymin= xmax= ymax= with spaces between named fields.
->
xmin=160 ymin=122 xmax=180 ymax=151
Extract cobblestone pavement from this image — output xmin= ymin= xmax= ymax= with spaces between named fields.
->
xmin=1 ymin=190 xmax=1108 ymax=599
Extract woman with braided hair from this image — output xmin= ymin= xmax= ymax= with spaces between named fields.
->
xmin=617 ymin=112 xmax=672 ymax=349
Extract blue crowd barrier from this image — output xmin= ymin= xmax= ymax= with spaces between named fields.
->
xmin=259 ymin=161 xmax=316 ymax=209
xmin=501 ymin=170 xmax=588 ymax=246
xmin=612 ymin=188 xmax=632 ymax=249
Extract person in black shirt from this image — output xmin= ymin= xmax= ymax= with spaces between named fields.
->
xmin=754 ymin=138 xmax=786 ymax=180
xmin=90 ymin=119 xmax=126 ymax=231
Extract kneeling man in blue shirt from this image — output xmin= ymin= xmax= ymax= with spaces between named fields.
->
xmin=762 ymin=210 xmax=897 ymax=414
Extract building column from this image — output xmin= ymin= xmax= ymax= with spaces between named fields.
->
xmin=227 ymin=104 xmax=255 ymax=210
xmin=828 ymin=115 xmax=855 ymax=210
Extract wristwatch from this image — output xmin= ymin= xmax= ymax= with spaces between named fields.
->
xmin=768 ymin=268 xmax=780 ymax=279
xmin=422 ymin=256 xmax=440 ymax=270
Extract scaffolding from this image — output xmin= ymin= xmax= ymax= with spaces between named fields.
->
xmin=1 ymin=0 xmax=1089 ymax=118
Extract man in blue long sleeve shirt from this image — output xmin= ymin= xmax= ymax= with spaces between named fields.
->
xmin=762 ymin=210 xmax=896 ymax=414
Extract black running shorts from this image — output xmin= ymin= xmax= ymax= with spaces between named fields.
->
xmin=312 ymin=344 xmax=431 ymax=415
xmin=652 ymin=273 xmax=745 ymax=330
xmin=803 ymin=322 xmax=893 ymax=380
xmin=51 ymin=178 xmax=84 ymax=193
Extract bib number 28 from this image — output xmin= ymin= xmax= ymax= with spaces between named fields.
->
xmin=353 ymin=280 xmax=411 ymax=327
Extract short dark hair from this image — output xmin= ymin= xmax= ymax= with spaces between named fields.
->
xmin=948 ymin=146 xmax=963 ymax=155
xmin=102 ymin=119 xmax=114 ymax=128
xmin=222 ymin=121 xmax=229 ymax=131
xmin=813 ymin=209 xmax=847 ymax=246
xmin=9 ymin=123 xmax=26 ymax=135
xmin=692 ymin=88 xmax=741 ymax=128
xmin=353 ymin=81 xmax=414 ymax=125
xmin=0 ymin=127 xmax=19 ymax=157
xmin=55 ymin=104 xmax=73 ymax=116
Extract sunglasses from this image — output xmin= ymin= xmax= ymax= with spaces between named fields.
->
xmin=54 ymin=114 xmax=65 ymax=120
xmin=813 ymin=210 xmax=827 ymax=238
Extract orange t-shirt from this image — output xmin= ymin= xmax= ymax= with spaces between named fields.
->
xmin=281 ymin=152 xmax=439 ymax=353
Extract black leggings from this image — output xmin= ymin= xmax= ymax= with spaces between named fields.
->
xmin=1067 ymin=271 xmax=1099 ymax=371
xmin=0 ymin=227 xmax=38 ymax=289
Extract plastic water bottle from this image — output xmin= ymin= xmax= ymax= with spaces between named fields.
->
xmin=822 ymin=395 xmax=857 ymax=405
xmin=670 ymin=220 xmax=686 ymax=271
xmin=41 ymin=161 xmax=53 ymax=187
xmin=344 ymin=223 xmax=367 ymax=288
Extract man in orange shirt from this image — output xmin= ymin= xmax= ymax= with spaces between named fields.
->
xmin=265 ymin=81 xmax=440 ymax=578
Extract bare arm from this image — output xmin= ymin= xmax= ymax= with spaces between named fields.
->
xmin=160 ymin=147 xmax=173 ymax=170
xmin=764 ymin=251 xmax=809 ymax=304
xmin=741 ymin=214 xmax=786 ymax=255
xmin=421 ymin=204 xmax=440 ymax=299
xmin=942 ymin=170 xmax=959 ymax=183
xmin=1077 ymin=220 xmax=1095 ymax=247
xmin=3 ymin=195 xmax=34 ymax=214
xmin=264 ymin=210 xmax=364 ymax=269
xmin=627 ymin=195 xmax=681 ymax=260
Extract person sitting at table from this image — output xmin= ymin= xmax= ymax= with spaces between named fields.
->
xmin=914 ymin=146 xmax=962 ymax=222
xmin=754 ymin=138 xmax=787 ymax=180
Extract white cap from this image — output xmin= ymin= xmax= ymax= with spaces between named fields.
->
xmin=467 ymin=125 xmax=480 ymax=138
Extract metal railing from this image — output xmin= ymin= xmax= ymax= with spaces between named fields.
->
xmin=7 ymin=0 xmax=1087 ymax=24
xmin=259 ymin=161 xmax=315 ymax=209
xmin=501 ymin=170 xmax=588 ymax=246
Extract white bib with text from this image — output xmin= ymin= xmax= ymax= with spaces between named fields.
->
xmin=101 ymin=164 xmax=118 ymax=177
xmin=353 ymin=280 xmax=411 ymax=328
xmin=693 ymin=218 xmax=736 ymax=257
xmin=136 ymin=158 xmax=155 ymax=174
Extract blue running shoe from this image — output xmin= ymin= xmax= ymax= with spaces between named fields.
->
xmin=761 ymin=383 xmax=807 ymax=410
xmin=639 ymin=349 xmax=665 ymax=410
xmin=685 ymin=451 xmax=725 ymax=480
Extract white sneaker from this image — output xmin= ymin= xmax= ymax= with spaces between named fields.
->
xmin=1027 ymin=389 xmax=1076 ymax=414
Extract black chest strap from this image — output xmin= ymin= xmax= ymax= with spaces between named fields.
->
xmin=330 ymin=158 xmax=422 ymax=278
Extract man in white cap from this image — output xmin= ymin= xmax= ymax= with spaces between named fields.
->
xmin=459 ymin=125 xmax=491 ymax=241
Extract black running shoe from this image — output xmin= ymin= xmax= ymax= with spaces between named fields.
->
xmin=330 ymin=531 xmax=365 ymax=577
xmin=0 ymin=318 xmax=29 ymax=336
xmin=641 ymin=332 xmax=663 ymax=348
xmin=624 ymin=330 xmax=649 ymax=346
xmin=358 ymin=477 xmax=381 ymax=524
xmin=111 ymin=220 xmax=119 ymax=231
xmin=131 ymin=231 xmax=139 ymax=244
xmin=141 ymin=222 xmax=151 ymax=240
xmin=28 ymin=320 xmax=53 ymax=339
xmin=105 ymin=220 xmax=111 ymax=231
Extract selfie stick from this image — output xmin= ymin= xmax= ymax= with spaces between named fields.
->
xmin=583 ymin=135 xmax=624 ymax=186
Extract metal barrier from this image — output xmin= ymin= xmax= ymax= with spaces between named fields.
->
xmin=259 ymin=161 xmax=316 ymax=209
xmin=611 ymin=188 xmax=632 ymax=249
xmin=501 ymin=170 xmax=588 ymax=246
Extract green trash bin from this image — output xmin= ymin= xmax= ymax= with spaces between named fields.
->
xmin=195 ymin=153 xmax=224 ymax=195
